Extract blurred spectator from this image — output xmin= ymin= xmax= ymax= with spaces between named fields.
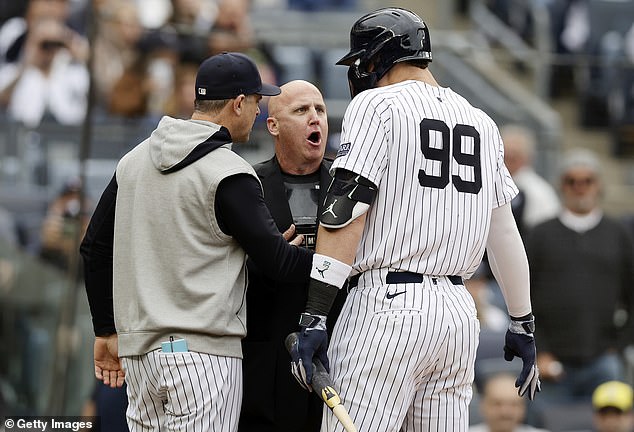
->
xmin=465 ymin=265 xmax=509 ymax=332
xmin=167 ymin=0 xmax=216 ymax=32
xmin=526 ymin=149 xmax=634 ymax=404
xmin=160 ymin=0 xmax=216 ymax=63
xmin=0 ymin=0 xmax=72 ymax=65
xmin=39 ymin=176 xmax=92 ymax=272
xmin=559 ymin=0 xmax=589 ymax=54
xmin=108 ymin=29 xmax=180 ymax=118
xmin=592 ymin=381 xmax=634 ymax=432
xmin=162 ymin=60 xmax=197 ymax=119
xmin=92 ymin=0 xmax=143 ymax=110
xmin=469 ymin=372 xmax=550 ymax=432
xmin=0 ymin=3 xmax=89 ymax=127
xmin=501 ymin=124 xmax=560 ymax=237
xmin=208 ymin=0 xmax=255 ymax=55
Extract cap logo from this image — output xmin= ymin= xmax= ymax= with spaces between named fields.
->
xmin=194 ymin=52 xmax=280 ymax=100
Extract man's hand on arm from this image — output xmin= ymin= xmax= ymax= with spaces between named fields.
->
xmin=282 ymin=223 xmax=304 ymax=246
xmin=94 ymin=334 xmax=125 ymax=388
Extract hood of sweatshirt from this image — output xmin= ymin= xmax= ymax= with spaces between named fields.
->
xmin=149 ymin=116 xmax=233 ymax=174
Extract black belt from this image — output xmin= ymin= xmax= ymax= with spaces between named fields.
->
xmin=347 ymin=271 xmax=462 ymax=289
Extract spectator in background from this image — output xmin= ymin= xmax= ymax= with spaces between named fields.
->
xmin=91 ymin=0 xmax=143 ymax=111
xmin=167 ymin=0 xmax=216 ymax=34
xmin=592 ymin=381 xmax=634 ymax=432
xmin=526 ymin=149 xmax=634 ymax=405
xmin=107 ymin=29 xmax=181 ymax=118
xmin=465 ymin=265 xmax=509 ymax=332
xmin=208 ymin=0 xmax=255 ymax=55
xmin=0 ymin=10 xmax=89 ymax=127
xmin=0 ymin=0 xmax=72 ymax=65
xmin=501 ymin=124 xmax=560 ymax=237
xmin=162 ymin=60 xmax=198 ymax=119
xmin=470 ymin=372 xmax=550 ymax=432
xmin=161 ymin=0 xmax=216 ymax=63
xmin=39 ymin=176 xmax=92 ymax=272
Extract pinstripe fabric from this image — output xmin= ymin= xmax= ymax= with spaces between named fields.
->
xmin=321 ymin=79 xmax=512 ymax=430
xmin=122 ymin=351 xmax=242 ymax=431
xmin=333 ymin=80 xmax=518 ymax=281
xmin=323 ymin=276 xmax=479 ymax=432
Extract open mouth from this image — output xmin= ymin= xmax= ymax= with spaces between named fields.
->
xmin=307 ymin=131 xmax=321 ymax=144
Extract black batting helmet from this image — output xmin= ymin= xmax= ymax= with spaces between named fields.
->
xmin=337 ymin=7 xmax=432 ymax=97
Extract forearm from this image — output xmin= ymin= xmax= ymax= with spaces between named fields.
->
xmin=486 ymin=203 xmax=532 ymax=318
xmin=305 ymin=215 xmax=366 ymax=315
xmin=314 ymin=214 xmax=366 ymax=265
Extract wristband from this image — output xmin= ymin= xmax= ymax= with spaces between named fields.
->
xmin=508 ymin=313 xmax=535 ymax=334
xmin=299 ymin=313 xmax=327 ymax=330
xmin=310 ymin=253 xmax=351 ymax=289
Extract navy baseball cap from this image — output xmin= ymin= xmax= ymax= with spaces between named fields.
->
xmin=195 ymin=52 xmax=281 ymax=100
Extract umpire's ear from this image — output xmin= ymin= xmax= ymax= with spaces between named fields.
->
xmin=267 ymin=116 xmax=279 ymax=137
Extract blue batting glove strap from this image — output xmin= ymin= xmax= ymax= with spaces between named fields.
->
xmin=289 ymin=314 xmax=329 ymax=390
xmin=504 ymin=315 xmax=542 ymax=400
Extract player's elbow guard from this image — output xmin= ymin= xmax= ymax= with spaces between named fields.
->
xmin=319 ymin=169 xmax=377 ymax=229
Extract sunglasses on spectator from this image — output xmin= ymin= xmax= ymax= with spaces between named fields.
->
xmin=596 ymin=406 xmax=627 ymax=415
xmin=40 ymin=40 xmax=65 ymax=51
xmin=563 ymin=176 xmax=597 ymax=187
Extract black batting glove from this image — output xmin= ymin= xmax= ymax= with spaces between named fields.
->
xmin=503 ymin=313 xmax=541 ymax=400
xmin=288 ymin=313 xmax=329 ymax=391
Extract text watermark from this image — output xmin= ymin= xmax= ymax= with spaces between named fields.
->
xmin=3 ymin=417 xmax=99 ymax=432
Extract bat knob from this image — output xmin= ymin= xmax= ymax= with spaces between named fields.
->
xmin=321 ymin=385 xmax=342 ymax=408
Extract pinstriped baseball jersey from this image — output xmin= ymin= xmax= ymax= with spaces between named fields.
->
xmin=332 ymin=80 xmax=518 ymax=282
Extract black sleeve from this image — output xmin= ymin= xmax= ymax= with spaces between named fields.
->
xmin=80 ymin=174 xmax=117 ymax=336
xmin=215 ymin=174 xmax=313 ymax=282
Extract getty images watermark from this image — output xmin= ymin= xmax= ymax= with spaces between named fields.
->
xmin=2 ymin=417 xmax=98 ymax=431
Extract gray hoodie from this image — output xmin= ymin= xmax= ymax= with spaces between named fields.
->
xmin=113 ymin=116 xmax=258 ymax=358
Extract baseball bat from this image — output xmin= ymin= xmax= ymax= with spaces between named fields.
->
xmin=285 ymin=332 xmax=358 ymax=432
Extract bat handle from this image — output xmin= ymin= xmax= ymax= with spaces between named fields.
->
xmin=333 ymin=405 xmax=358 ymax=432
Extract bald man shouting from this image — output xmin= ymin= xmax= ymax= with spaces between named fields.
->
xmin=239 ymin=80 xmax=347 ymax=432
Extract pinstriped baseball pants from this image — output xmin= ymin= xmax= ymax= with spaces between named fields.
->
xmin=323 ymin=276 xmax=480 ymax=432
xmin=121 ymin=350 xmax=242 ymax=432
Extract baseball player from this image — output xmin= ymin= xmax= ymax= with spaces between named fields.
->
xmin=288 ymin=8 xmax=541 ymax=431
xmin=81 ymin=52 xmax=313 ymax=431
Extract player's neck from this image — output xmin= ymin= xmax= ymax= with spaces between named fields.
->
xmin=379 ymin=64 xmax=439 ymax=88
